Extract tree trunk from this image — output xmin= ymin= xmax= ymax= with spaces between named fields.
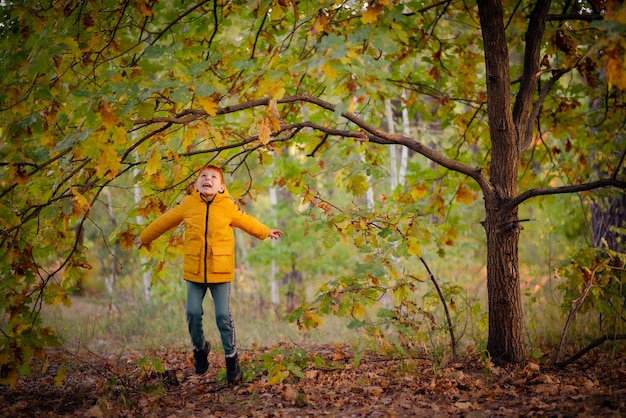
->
xmin=591 ymin=191 xmax=626 ymax=252
xmin=484 ymin=205 xmax=526 ymax=365
xmin=478 ymin=0 xmax=527 ymax=366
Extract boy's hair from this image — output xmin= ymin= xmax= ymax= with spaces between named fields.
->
xmin=198 ymin=165 xmax=225 ymax=184
xmin=186 ymin=165 xmax=225 ymax=194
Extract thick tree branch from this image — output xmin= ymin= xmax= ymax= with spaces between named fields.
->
xmin=504 ymin=178 xmax=626 ymax=212
xmin=133 ymin=94 xmax=491 ymax=194
xmin=521 ymin=68 xmax=569 ymax=150
xmin=512 ymin=0 xmax=551 ymax=149
xmin=554 ymin=334 xmax=626 ymax=367
xmin=546 ymin=13 xmax=603 ymax=22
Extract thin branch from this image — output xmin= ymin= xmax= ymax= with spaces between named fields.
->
xmin=251 ymin=8 xmax=268 ymax=60
xmin=93 ymin=0 xmax=131 ymax=69
xmin=552 ymin=258 xmax=608 ymax=365
xmin=307 ymin=134 xmax=329 ymax=157
xmin=151 ymin=0 xmax=212 ymax=46
xmin=409 ymin=259 xmax=458 ymax=362
xmin=612 ymin=146 xmax=626 ymax=180
xmin=204 ymin=0 xmax=220 ymax=56
xmin=402 ymin=0 xmax=453 ymax=15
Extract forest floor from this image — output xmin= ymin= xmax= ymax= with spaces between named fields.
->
xmin=1 ymin=343 xmax=625 ymax=417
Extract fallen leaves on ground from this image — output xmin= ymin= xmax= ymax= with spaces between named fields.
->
xmin=1 ymin=343 xmax=624 ymax=417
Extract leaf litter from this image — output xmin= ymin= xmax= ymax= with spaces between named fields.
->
xmin=1 ymin=343 xmax=624 ymax=417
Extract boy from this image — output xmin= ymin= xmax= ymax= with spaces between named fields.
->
xmin=139 ymin=165 xmax=282 ymax=383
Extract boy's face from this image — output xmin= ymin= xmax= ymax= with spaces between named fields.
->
xmin=195 ymin=168 xmax=224 ymax=198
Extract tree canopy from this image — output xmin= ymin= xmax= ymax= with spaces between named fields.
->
xmin=1 ymin=0 xmax=625 ymax=386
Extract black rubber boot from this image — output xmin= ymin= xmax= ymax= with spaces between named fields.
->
xmin=193 ymin=341 xmax=210 ymax=375
xmin=225 ymin=352 xmax=242 ymax=384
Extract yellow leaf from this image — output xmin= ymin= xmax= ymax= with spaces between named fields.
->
xmin=153 ymin=171 xmax=166 ymax=188
xmin=605 ymin=46 xmax=626 ymax=90
xmin=411 ymin=184 xmax=428 ymax=199
xmin=455 ymin=183 xmax=476 ymax=205
xmin=270 ymin=4 xmax=283 ymax=20
xmin=145 ymin=150 xmax=162 ymax=176
xmin=258 ymin=118 xmax=271 ymax=144
xmin=362 ymin=7 xmax=379 ymax=24
xmin=302 ymin=310 xmax=324 ymax=329
xmin=349 ymin=173 xmax=369 ymax=196
xmin=136 ymin=0 xmax=153 ymax=17
xmin=351 ymin=302 xmax=366 ymax=318
xmin=406 ymin=236 xmax=422 ymax=256
xmin=312 ymin=18 xmax=326 ymax=35
xmin=118 ymin=229 xmax=137 ymax=250
xmin=267 ymin=368 xmax=289 ymax=385
xmin=42 ymin=133 xmax=57 ymax=148
xmin=393 ymin=284 xmax=410 ymax=305
xmin=96 ymin=146 xmax=121 ymax=179
xmin=0 ymin=369 xmax=18 ymax=389
xmin=182 ymin=125 xmax=198 ymax=150
xmin=348 ymin=97 xmax=356 ymax=113
xmin=54 ymin=363 xmax=67 ymax=387
xmin=70 ymin=187 xmax=91 ymax=210
xmin=111 ymin=125 xmax=127 ymax=145
xmin=607 ymin=2 xmax=626 ymax=24
xmin=266 ymin=98 xmax=283 ymax=131
xmin=198 ymin=96 xmax=218 ymax=116
xmin=258 ymin=150 xmax=275 ymax=166
xmin=97 ymin=101 xmax=119 ymax=128
xmin=321 ymin=62 xmax=338 ymax=80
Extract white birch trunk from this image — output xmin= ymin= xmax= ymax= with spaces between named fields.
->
xmin=386 ymin=99 xmax=398 ymax=190
xmin=399 ymin=90 xmax=410 ymax=186
xmin=133 ymin=169 xmax=152 ymax=302
xmin=269 ymin=185 xmax=279 ymax=307
xmin=102 ymin=188 xmax=117 ymax=296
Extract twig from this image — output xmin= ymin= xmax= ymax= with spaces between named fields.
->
xmin=409 ymin=256 xmax=458 ymax=362
xmin=552 ymin=259 xmax=609 ymax=365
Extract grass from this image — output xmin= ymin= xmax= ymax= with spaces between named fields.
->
xmin=40 ymin=254 xmax=621 ymax=366
xmin=42 ymin=287 xmax=358 ymax=355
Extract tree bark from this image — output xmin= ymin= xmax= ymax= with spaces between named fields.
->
xmin=478 ymin=0 xmax=527 ymax=366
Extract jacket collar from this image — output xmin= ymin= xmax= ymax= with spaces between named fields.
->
xmin=192 ymin=188 xmax=231 ymax=203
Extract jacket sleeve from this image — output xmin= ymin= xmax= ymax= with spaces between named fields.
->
xmin=228 ymin=199 xmax=270 ymax=240
xmin=139 ymin=197 xmax=187 ymax=244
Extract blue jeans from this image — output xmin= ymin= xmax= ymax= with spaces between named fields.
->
xmin=185 ymin=281 xmax=236 ymax=356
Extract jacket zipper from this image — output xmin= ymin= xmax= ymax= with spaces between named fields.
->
xmin=203 ymin=199 xmax=211 ymax=284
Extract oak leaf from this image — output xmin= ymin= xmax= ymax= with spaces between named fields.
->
xmin=97 ymin=101 xmax=119 ymax=128
xmin=258 ymin=118 xmax=271 ymax=144
xmin=145 ymin=150 xmax=162 ymax=176
xmin=456 ymin=183 xmax=476 ymax=205
xmin=198 ymin=96 xmax=218 ymax=116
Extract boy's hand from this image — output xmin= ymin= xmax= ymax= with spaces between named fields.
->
xmin=269 ymin=229 xmax=283 ymax=240
xmin=137 ymin=238 xmax=152 ymax=251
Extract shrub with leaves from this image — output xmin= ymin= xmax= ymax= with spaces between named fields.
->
xmin=554 ymin=245 xmax=626 ymax=363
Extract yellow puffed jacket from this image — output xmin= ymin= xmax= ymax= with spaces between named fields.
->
xmin=139 ymin=188 xmax=270 ymax=283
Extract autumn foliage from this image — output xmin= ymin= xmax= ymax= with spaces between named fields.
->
xmin=1 ymin=0 xmax=625 ymax=398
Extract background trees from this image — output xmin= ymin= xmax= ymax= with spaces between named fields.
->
xmin=1 ymin=0 xmax=625 ymax=384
